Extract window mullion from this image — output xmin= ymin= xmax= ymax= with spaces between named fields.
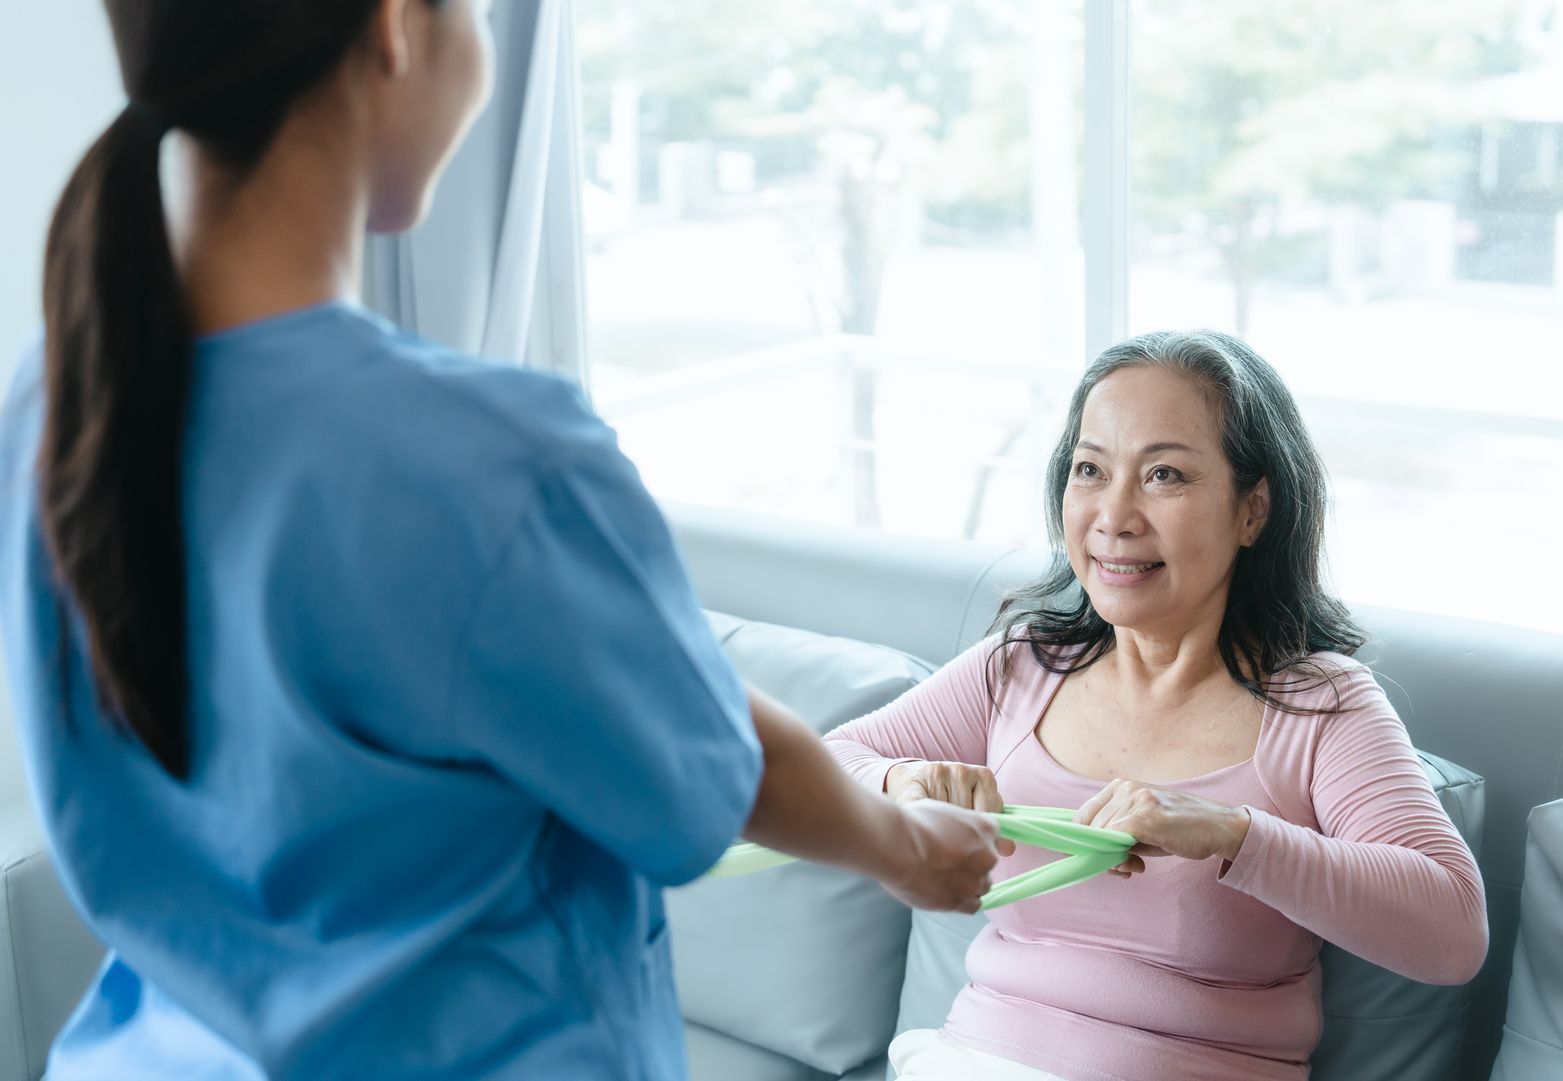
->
xmin=1082 ymin=0 xmax=1131 ymax=365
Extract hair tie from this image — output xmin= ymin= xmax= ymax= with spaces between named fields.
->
xmin=124 ymin=99 xmax=174 ymax=135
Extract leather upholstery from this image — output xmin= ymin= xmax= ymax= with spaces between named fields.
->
xmin=0 ymin=801 xmax=103 ymax=1081
xmin=668 ymin=614 xmax=930 ymax=1075
xmin=1489 ymin=800 xmax=1563 ymax=1080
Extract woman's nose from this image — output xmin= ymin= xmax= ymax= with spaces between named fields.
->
xmin=1094 ymin=478 xmax=1145 ymax=536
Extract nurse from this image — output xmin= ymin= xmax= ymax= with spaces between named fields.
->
xmin=0 ymin=1 xmax=1002 ymax=1078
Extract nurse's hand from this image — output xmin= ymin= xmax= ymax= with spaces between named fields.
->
xmin=880 ymin=799 xmax=1004 ymax=914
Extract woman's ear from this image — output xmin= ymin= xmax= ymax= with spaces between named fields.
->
xmin=370 ymin=0 xmax=414 ymax=78
xmin=1242 ymin=477 xmax=1271 ymax=547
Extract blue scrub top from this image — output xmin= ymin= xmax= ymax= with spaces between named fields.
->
xmin=0 ymin=303 xmax=763 ymax=1080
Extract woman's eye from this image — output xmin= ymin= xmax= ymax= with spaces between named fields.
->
xmin=1073 ymin=461 xmax=1099 ymax=479
xmin=1149 ymin=466 xmax=1181 ymax=484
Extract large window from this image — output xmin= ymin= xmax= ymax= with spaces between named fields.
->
xmin=575 ymin=0 xmax=1563 ymax=633
xmin=1128 ymin=0 xmax=1563 ymax=631
xmin=578 ymin=0 xmax=1087 ymax=545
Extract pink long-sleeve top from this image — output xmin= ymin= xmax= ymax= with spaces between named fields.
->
xmin=823 ymin=637 xmax=1487 ymax=1081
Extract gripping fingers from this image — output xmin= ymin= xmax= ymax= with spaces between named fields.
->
xmin=1084 ymin=779 xmax=1139 ymax=833
xmin=1108 ymin=853 xmax=1146 ymax=878
xmin=957 ymin=872 xmax=993 ymax=913
xmin=1073 ymin=778 xmax=1118 ymax=824
xmin=931 ymin=763 xmax=961 ymax=805
xmin=973 ymin=770 xmax=1004 ymax=815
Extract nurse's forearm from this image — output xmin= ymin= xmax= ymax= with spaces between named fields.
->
xmin=740 ymin=687 xmax=908 ymax=880
xmin=740 ymin=688 xmax=1003 ymax=913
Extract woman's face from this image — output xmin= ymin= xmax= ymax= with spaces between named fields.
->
xmin=365 ymin=0 xmax=495 ymax=232
xmin=1062 ymin=366 xmax=1269 ymax=639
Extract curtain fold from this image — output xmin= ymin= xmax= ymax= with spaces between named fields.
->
xmin=364 ymin=0 xmax=581 ymax=380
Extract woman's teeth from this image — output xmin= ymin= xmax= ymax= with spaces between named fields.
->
xmin=1099 ymin=560 xmax=1162 ymax=574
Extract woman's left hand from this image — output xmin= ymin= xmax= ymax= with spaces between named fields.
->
xmin=1074 ymin=779 xmax=1252 ymax=877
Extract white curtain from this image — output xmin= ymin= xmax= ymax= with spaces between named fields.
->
xmin=364 ymin=0 xmax=585 ymax=381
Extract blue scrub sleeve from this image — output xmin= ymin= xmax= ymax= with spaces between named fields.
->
xmin=449 ymin=436 xmax=763 ymax=887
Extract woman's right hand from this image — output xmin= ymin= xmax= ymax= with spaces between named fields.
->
xmin=880 ymin=799 xmax=1004 ymax=914
xmin=886 ymin=759 xmax=1006 ymax=813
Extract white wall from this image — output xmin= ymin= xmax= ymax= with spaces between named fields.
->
xmin=0 ymin=4 xmax=123 ymax=800
xmin=0 ymin=1 xmax=124 ymax=384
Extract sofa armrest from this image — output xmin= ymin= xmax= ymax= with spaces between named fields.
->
xmin=1489 ymin=800 xmax=1563 ymax=1081
xmin=0 ymin=799 xmax=104 ymax=1081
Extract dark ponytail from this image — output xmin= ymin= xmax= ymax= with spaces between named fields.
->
xmin=39 ymin=1 xmax=384 ymax=778
xmin=41 ymin=102 xmax=190 ymax=775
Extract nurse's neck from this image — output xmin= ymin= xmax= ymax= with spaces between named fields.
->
xmin=165 ymin=84 xmax=371 ymax=338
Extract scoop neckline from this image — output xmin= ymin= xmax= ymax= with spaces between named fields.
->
xmin=1027 ymin=665 xmax=1266 ymax=787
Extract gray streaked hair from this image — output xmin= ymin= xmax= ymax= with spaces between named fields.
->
xmin=992 ymin=329 xmax=1366 ymax=713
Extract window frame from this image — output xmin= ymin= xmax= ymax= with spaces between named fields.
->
xmin=552 ymin=0 xmax=1563 ymax=633
xmin=555 ymin=0 xmax=1138 ymax=384
xmin=1082 ymin=0 xmax=1132 ymax=363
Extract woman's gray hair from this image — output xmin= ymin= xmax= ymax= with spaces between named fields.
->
xmin=993 ymin=329 xmax=1366 ymax=713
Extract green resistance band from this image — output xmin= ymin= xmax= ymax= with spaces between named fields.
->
xmin=707 ymin=805 xmax=1136 ymax=912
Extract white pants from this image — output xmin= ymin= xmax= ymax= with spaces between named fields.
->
xmin=889 ymin=1029 xmax=1067 ymax=1081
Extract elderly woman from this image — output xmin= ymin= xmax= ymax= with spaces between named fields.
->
xmin=824 ymin=330 xmax=1488 ymax=1081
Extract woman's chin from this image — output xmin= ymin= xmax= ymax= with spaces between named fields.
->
xmin=1086 ymin=594 xmax=1165 ymax=634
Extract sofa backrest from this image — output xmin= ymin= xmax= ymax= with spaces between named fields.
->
xmin=669 ymin=502 xmax=1563 ymax=1078
xmin=668 ymin=614 xmax=933 ymax=1076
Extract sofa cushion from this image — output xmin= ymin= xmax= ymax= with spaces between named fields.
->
xmin=0 ymin=799 xmax=105 ymax=1081
xmin=684 ymin=1021 xmax=831 ymax=1081
xmin=1309 ymin=752 xmax=1483 ymax=1081
xmin=1489 ymin=799 xmax=1563 ymax=1081
xmin=891 ymin=751 xmax=1484 ymax=1081
xmin=669 ymin=613 xmax=933 ymax=1076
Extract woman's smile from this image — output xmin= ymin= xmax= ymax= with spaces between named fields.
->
xmin=1093 ymin=557 xmax=1166 ymax=584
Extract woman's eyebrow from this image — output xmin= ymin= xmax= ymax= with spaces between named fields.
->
xmin=1075 ymin=440 xmax=1201 ymax=456
xmin=1141 ymin=441 xmax=1200 ymax=456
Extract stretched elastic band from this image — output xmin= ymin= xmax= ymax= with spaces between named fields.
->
xmin=706 ymin=805 xmax=1136 ymax=911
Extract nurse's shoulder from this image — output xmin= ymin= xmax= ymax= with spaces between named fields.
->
xmin=191 ymin=302 xmax=631 ymax=532
xmin=316 ymin=304 xmax=622 ymax=486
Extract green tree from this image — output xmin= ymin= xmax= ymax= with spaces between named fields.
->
xmin=1133 ymin=0 xmax=1548 ymax=333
